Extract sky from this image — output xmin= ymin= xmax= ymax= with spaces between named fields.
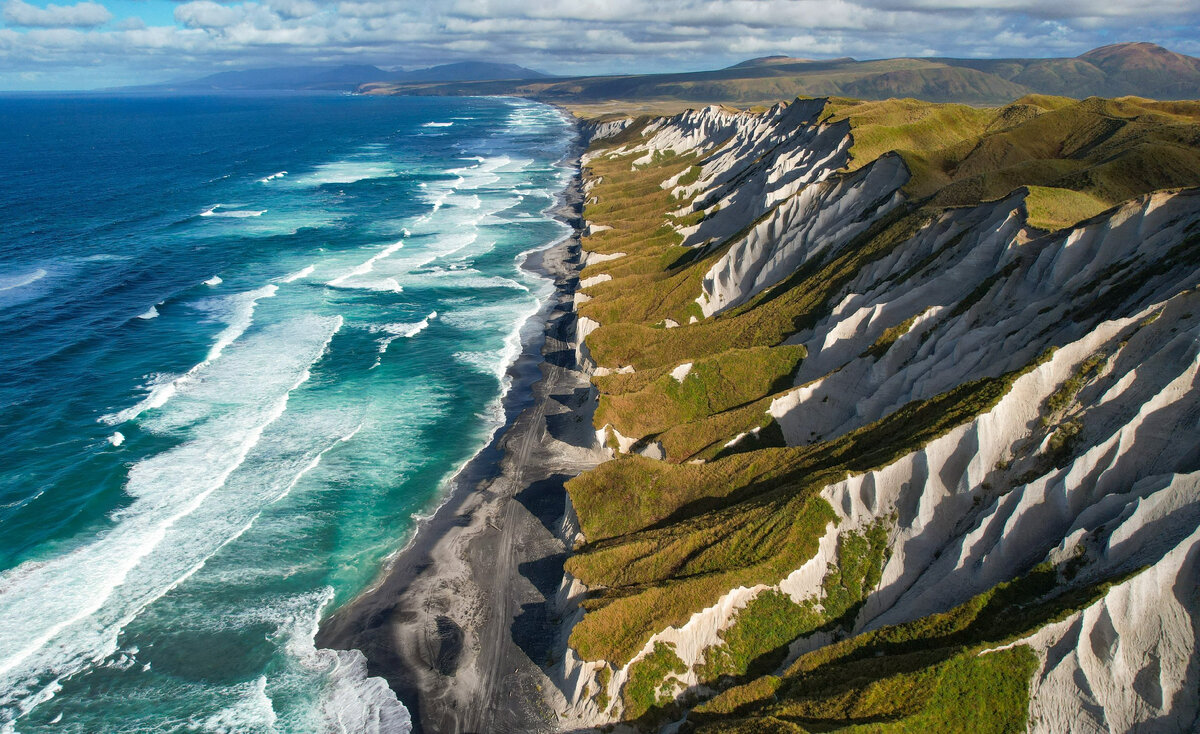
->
xmin=1 ymin=0 xmax=1198 ymax=90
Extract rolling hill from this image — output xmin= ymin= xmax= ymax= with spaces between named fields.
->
xmin=120 ymin=60 xmax=549 ymax=92
xmin=361 ymin=43 xmax=1200 ymax=109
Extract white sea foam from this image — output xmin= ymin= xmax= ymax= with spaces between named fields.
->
xmin=205 ymin=276 xmax=223 ymax=286
xmin=449 ymin=288 xmax=542 ymax=388
xmin=108 ymin=432 xmax=124 ymax=447
xmin=102 ymin=284 xmax=279 ymax=425
xmin=422 ymin=121 xmax=453 ymax=128
xmin=196 ymin=676 xmax=277 ymax=733
xmin=326 ymin=242 xmax=404 ymax=289
xmin=201 ymin=205 xmax=266 ymax=218
xmin=281 ymin=265 xmax=315 ymax=283
xmin=0 ymin=315 xmax=344 ymax=727
xmin=371 ymin=312 xmax=437 ymax=355
xmin=272 ymin=424 xmax=361 ymax=503
xmin=0 ymin=268 xmax=46 ymax=292
xmin=291 ymin=590 xmax=412 ymax=733
xmin=137 ymin=306 xmax=159 ymax=320
xmin=294 ymin=161 xmax=397 ymax=186
xmin=160 ymin=587 xmax=410 ymax=732
xmin=257 ymin=171 xmax=287 ymax=183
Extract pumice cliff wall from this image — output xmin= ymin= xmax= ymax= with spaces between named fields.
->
xmin=554 ymin=95 xmax=1200 ymax=733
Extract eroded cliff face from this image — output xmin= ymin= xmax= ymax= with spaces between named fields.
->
xmin=557 ymin=99 xmax=1200 ymax=733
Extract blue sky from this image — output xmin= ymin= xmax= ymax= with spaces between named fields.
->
xmin=1 ymin=0 xmax=1199 ymax=90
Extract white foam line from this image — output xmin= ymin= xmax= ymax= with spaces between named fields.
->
xmin=102 ymin=284 xmax=279 ymax=425
xmin=281 ymin=264 xmax=315 ymax=283
xmin=0 ymin=268 xmax=46 ymax=292
xmin=271 ymin=423 xmax=362 ymax=503
xmin=373 ymin=311 xmax=438 ymax=355
xmin=200 ymin=205 xmax=265 ymax=218
xmin=2 ymin=358 xmax=319 ymax=679
xmin=327 ymin=241 xmax=404 ymax=288
xmin=0 ymin=318 xmax=344 ymax=725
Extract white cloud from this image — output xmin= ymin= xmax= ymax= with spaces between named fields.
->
xmin=4 ymin=0 xmax=111 ymax=28
xmin=174 ymin=0 xmax=243 ymax=28
xmin=0 ymin=0 xmax=1197 ymax=88
xmin=267 ymin=0 xmax=319 ymax=20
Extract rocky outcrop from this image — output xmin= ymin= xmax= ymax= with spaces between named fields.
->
xmin=561 ymin=97 xmax=1200 ymax=732
xmin=581 ymin=117 xmax=634 ymax=143
xmin=697 ymin=153 xmax=908 ymax=316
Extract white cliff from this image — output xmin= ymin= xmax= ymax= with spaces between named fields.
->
xmin=562 ymin=100 xmax=1200 ymax=733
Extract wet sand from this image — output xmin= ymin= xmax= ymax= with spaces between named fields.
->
xmin=317 ymin=154 xmax=604 ymax=733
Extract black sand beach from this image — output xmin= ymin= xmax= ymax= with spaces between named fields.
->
xmin=317 ymin=149 xmax=603 ymax=733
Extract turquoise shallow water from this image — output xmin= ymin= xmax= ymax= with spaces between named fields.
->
xmin=0 ymin=93 xmax=574 ymax=732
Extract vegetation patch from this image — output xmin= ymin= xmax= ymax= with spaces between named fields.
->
xmin=594 ymin=666 xmax=612 ymax=711
xmin=657 ymin=395 xmax=784 ymax=463
xmin=696 ymin=517 xmax=892 ymax=688
xmin=1043 ymin=351 xmax=1107 ymax=418
xmin=622 ymin=641 xmax=688 ymax=720
xmin=679 ymin=164 xmax=703 ymax=187
xmin=861 ymin=315 xmax=920 ymax=360
xmin=689 ymin=560 xmax=1136 ymax=732
xmin=1024 ymin=185 xmax=1111 ymax=231
xmin=594 ymin=345 xmax=806 ymax=440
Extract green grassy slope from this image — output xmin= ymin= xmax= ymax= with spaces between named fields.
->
xmin=361 ymin=43 xmax=1200 ymax=108
xmin=686 ymin=562 xmax=1129 ymax=733
xmin=563 ymin=92 xmax=1200 ymax=730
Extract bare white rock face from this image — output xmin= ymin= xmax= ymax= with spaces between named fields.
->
xmin=697 ymin=153 xmax=909 ymax=316
xmin=562 ymin=101 xmax=1200 ymax=730
xmin=579 ymin=273 xmax=612 ymax=289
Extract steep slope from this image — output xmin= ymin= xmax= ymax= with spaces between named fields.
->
xmin=552 ymin=95 xmax=1200 ymax=733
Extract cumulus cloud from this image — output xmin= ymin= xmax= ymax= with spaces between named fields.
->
xmin=174 ymin=1 xmax=242 ymax=29
xmin=267 ymin=0 xmax=319 ymax=20
xmin=4 ymin=0 xmax=111 ymax=28
xmin=0 ymin=0 xmax=1197 ymax=88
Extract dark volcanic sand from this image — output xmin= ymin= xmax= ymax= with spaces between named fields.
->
xmin=317 ymin=154 xmax=604 ymax=734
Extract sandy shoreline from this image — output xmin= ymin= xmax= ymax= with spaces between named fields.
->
xmin=316 ymin=129 xmax=604 ymax=733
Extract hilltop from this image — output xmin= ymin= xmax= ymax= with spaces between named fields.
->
xmin=361 ymin=43 xmax=1200 ymax=110
xmin=117 ymin=60 xmax=550 ymax=93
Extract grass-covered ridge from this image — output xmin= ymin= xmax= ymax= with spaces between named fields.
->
xmin=365 ymin=42 xmax=1200 ymax=108
xmin=566 ymin=355 xmax=1052 ymax=665
xmin=687 ymin=562 xmax=1134 ymax=732
xmin=696 ymin=517 xmax=892 ymax=687
xmin=594 ymin=344 xmax=805 ymax=449
xmin=822 ymin=95 xmax=1200 ymax=216
xmin=564 ymin=91 xmax=1200 ymax=731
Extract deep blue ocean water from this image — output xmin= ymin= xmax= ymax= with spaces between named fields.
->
xmin=0 ymin=93 xmax=574 ymax=732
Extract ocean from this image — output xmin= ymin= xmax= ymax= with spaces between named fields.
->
xmin=0 ymin=93 xmax=575 ymax=732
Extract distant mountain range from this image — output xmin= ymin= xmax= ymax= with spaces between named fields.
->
xmin=360 ymin=43 xmax=1200 ymax=106
xmin=123 ymin=61 xmax=550 ymax=92
xmin=118 ymin=43 xmax=1200 ymax=105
